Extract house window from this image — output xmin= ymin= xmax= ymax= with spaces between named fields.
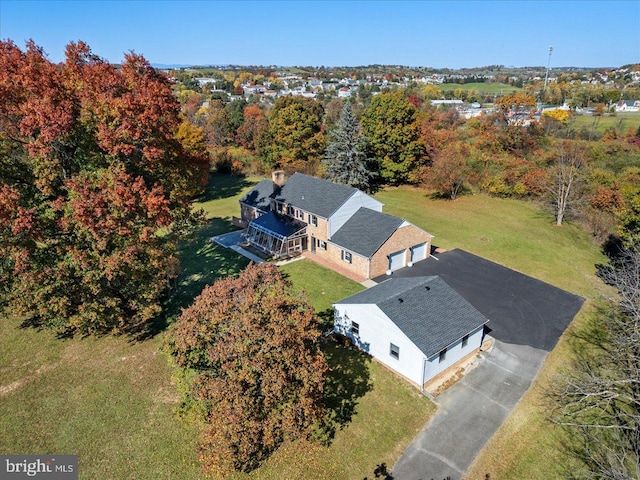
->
xmin=390 ymin=343 xmax=399 ymax=360
xmin=310 ymin=214 xmax=318 ymax=226
xmin=317 ymin=240 xmax=327 ymax=250
xmin=341 ymin=250 xmax=352 ymax=264
xmin=297 ymin=209 xmax=305 ymax=220
xmin=461 ymin=334 xmax=469 ymax=348
xmin=287 ymin=205 xmax=294 ymax=216
xmin=351 ymin=321 xmax=359 ymax=335
xmin=439 ymin=348 xmax=447 ymax=363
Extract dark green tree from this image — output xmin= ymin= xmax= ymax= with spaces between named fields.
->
xmin=261 ymin=96 xmax=325 ymax=174
xmin=360 ymin=90 xmax=425 ymax=184
xmin=322 ymin=102 xmax=373 ymax=190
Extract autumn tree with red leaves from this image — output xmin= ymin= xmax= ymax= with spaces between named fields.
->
xmin=422 ymin=142 xmax=470 ymax=199
xmin=0 ymin=40 xmax=209 ymax=334
xmin=170 ymin=263 xmax=327 ymax=478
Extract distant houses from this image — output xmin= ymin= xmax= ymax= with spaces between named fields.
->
xmin=615 ymin=99 xmax=640 ymax=112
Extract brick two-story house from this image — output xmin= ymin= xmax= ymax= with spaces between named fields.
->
xmin=239 ymin=172 xmax=433 ymax=280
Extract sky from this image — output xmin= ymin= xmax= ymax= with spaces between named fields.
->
xmin=1 ymin=1 xmax=638 ymax=68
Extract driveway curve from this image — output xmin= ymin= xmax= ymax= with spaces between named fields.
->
xmin=392 ymin=340 xmax=548 ymax=480
xmin=377 ymin=249 xmax=585 ymax=479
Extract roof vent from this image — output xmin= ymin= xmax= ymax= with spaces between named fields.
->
xmin=398 ymin=298 xmax=404 ymax=303
xmin=425 ymin=286 xmax=431 ymax=291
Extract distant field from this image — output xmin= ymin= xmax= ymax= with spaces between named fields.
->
xmin=569 ymin=112 xmax=640 ymax=135
xmin=438 ymin=82 xmax=522 ymax=95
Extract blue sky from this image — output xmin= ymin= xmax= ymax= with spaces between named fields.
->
xmin=1 ymin=1 xmax=638 ymax=68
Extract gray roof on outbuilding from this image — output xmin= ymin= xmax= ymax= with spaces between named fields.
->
xmin=271 ymin=173 xmax=358 ymax=218
xmin=330 ymin=207 xmax=404 ymax=258
xmin=240 ymin=179 xmax=273 ymax=212
xmin=335 ymin=276 xmax=489 ymax=358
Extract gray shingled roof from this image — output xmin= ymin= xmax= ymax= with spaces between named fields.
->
xmin=335 ymin=276 xmax=489 ymax=358
xmin=239 ymin=179 xmax=274 ymax=212
xmin=271 ymin=173 xmax=358 ymax=218
xmin=330 ymin=207 xmax=404 ymax=258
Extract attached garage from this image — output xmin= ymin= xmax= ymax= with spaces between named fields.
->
xmin=388 ymin=250 xmax=406 ymax=271
xmin=411 ymin=243 xmax=427 ymax=263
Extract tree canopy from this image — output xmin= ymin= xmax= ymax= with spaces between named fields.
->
xmin=170 ymin=263 xmax=327 ymax=478
xmin=0 ymin=40 xmax=209 ymax=334
xmin=262 ymin=96 xmax=325 ymax=174
xmin=548 ymin=246 xmax=640 ymax=479
xmin=360 ymin=91 xmax=425 ymax=184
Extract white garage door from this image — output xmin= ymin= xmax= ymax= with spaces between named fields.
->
xmin=388 ymin=250 xmax=406 ymax=271
xmin=411 ymin=243 xmax=427 ymax=262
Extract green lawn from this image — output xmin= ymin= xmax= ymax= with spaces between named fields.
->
xmin=375 ymin=187 xmax=604 ymax=298
xmin=0 ymin=177 xmax=607 ymax=480
xmin=0 ymin=174 xmax=434 ymax=480
xmin=438 ymin=82 xmax=522 ymax=96
xmin=569 ymin=112 xmax=640 ymax=136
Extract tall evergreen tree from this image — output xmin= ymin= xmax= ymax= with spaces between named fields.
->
xmin=323 ymin=102 xmax=373 ymax=190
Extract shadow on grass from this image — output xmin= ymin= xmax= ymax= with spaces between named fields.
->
xmin=317 ymin=308 xmax=336 ymax=333
xmin=317 ymin=340 xmax=373 ymax=444
xmin=194 ymin=174 xmax=255 ymax=204
xmin=138 ymin=217 xmax=250 ymax=339
xmin=363 ymin=463 xmax=394 ymax=480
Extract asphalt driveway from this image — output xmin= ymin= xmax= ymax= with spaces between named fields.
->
xmin=392 ymin=340 xmax=548 ymax=480
xmin=373 ymin=249 xmax=584 ymax=352
xmin=376 ymin=249 xmax=585 ymax=479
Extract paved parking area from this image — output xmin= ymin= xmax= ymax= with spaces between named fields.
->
xmin=377 ymin=249 xmax=585 ymax=479
xmin=374 ymin=249 xmax=584 ymax=351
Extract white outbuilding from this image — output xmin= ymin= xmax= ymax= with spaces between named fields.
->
xmin=334 ymin=276 xmax=489 ymax=389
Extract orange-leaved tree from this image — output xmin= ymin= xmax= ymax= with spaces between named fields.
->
xmin=170 ymin=263 xmax=327 ymax=478
xmin=0 ymin=40 xmax=209 ymax=335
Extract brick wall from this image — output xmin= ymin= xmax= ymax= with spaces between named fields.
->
xmin=240 ymin=204 xmax=261 ymax=225
xmin=316 ymin=242 xmax=369 ymax=279
xmin=369 ymin=225 xmax=432 ymax=278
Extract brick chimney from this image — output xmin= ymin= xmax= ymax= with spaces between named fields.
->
xmin=272 ymin=170 xmax=285 ymax=190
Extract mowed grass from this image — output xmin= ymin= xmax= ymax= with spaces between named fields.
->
xmin=0 ymin=176 xmax=606 ymax=480
xmin=373 ymin=186 xmax=606 ymax=479
xmin=438 ymin=82 xmax=522 ymax=95
xmin=375 ymin=187 xmax=604 ymax=298
xmin=0 ymin=174 xmax=434 ymax=480
xmin=569 ymin=112 xmax=640 ymax=136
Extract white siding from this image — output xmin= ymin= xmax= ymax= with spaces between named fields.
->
xmin=328 ymin=191 xmax=383 ymax=238
xmin=334 ymin=304 xmax=426 ymax=385
xmin=422 ymin=326 xmax=484 ymax=383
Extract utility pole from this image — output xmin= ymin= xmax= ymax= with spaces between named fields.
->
xmin=543 ymin=46 xmax=553 ymax=98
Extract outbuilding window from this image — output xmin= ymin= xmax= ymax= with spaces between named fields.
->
xmin=439 ymin=348 xmax=447 ymax=363
xmin=390 ymin=343 xmax=400 ymax=360
xmin=351 ymin=321 xmax=359 ymax=335
xmin=462 ymin=334 xmax=469 ymax=348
